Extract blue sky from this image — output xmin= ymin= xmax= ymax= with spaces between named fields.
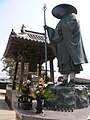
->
xmin=0 ymin=0 xmax=90 ymax=79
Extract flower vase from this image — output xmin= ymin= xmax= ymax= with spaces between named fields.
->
xmin=36 ymin=98 xmax=44 ymax=113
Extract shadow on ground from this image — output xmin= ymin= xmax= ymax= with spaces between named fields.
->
xmin=0 ymin=93 xmax=10 ymax=110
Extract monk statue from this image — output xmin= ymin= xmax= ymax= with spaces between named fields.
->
xmin=44 ymin=4 xmax=88 ymax=86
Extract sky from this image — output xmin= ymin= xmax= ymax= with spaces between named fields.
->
xmin=0 ymin=0 xmax=90 ymax=79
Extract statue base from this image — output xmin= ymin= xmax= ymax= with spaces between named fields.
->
xmin=44 ymin=84 xmax=89 ymax=111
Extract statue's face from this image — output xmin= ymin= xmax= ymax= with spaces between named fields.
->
xmin=55 ymin=8 xmax=67 ymax=19
xmin=59 ymin=8 xmax=67 ymax=18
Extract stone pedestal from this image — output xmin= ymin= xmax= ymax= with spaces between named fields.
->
xmin=75 ymin=85 xmax=89 ymax=108
xmin=55 ymin=86 xmax=76 ymax=110
xmin=45 ymin=84 xmax=89 ymax=111
xmin=5 ymin=89 xmax=19 ymax=109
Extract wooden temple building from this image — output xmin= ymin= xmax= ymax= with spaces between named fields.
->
xmin=4 ymin=27 xmax=55 ymax=90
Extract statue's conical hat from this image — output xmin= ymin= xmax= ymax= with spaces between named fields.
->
xmin=52 ymin=4 xmax=77 ymax=19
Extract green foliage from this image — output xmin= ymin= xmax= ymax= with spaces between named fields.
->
xmin=1 ymin=57 xmax=29 ymax=80
xmin=2 ymin=57 xmax=15 ymax=78
xmin=31 ymin=81 xmax=57 ymax=102
xmin=42 ymin=89 xmax=57 ymax=102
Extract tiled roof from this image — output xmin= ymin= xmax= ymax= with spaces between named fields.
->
xmin=14 ymin=30 xmax=50 ymax=43
xmin=4 ymin=29 xmax=55 ymax=62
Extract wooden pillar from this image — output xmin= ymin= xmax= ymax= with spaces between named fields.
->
xmin=19 ymin=56 xmax=24 ymax=90
xmin=28 ymin=63 xmax=32 ymax=80
xmin=12 ymin=61 xmax=18 ymax=90
xmin=38 ymin=63 xmax=41 ymax=77
xmin=50 ymin=60 xmax=54 ymax=82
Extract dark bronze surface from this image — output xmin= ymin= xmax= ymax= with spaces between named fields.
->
xmin=52 ymin=4 xmax=77 ymax=19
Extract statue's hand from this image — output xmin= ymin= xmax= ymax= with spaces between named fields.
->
xmin=43 ymin=25 xmax=48 ymax=30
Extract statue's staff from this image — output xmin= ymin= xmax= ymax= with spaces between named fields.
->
xmin=43 ymin=4 xmax=47 ymax=78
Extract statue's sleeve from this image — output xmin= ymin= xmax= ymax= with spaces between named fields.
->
xmin=46 ymin=26 xmax=57 ymax=56
xmin=46 ymin=26 xmax=54 ymax=42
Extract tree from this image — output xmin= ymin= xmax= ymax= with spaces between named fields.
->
xmin=1 ymin=57 xmax=49 ymax=82
xmin=1 ymin=57 xmax=28 ymax=80
xmin=1 ymin=57 xmax=36 ymax=80
xmin=2 ymin=57 xmax=16 ymax=79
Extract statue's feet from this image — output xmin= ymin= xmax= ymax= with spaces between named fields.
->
xmin=67 ymin=79 xmax=75 ymax=87
xmin=60 ymin=79 xmax=68 ymax=86
xmin=60 ymin=79 xmax=75 ymax=87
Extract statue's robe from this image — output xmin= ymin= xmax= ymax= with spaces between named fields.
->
xmin=46 ymin=13 xmax=88 ymax=74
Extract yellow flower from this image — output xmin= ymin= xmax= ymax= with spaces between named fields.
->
xmin=31 ymin=93 xmax=36 ymax=99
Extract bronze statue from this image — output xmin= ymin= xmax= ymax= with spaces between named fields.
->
xmin=44 ymin=4 xmax=88 ymax=86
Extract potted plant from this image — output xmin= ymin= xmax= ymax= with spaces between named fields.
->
xmin=18 ymin=80 xmax=32 ymax=110
xmin=20 ymin=80 xmax=31 ymax=95
xmin=31 ymin=78 xmax=57 ymax=113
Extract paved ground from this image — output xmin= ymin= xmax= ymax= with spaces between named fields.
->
xmin=15 ymin=106 xmax=90 ymax=120
xmin=0 ymin=89 xmax=15 ymax=120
